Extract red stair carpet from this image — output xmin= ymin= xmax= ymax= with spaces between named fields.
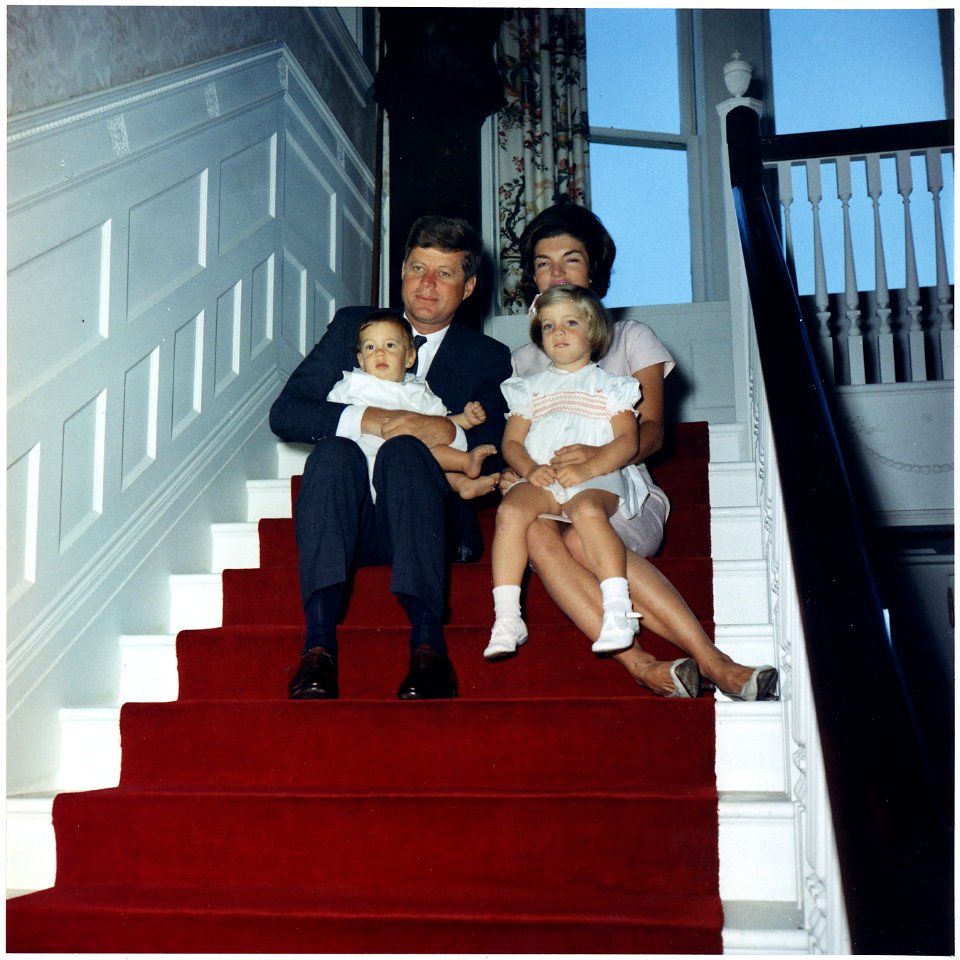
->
xmin=7 ymin=421 xmax=722 ymax=953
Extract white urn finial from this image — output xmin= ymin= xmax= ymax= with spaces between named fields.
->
xmin=723 ymin=51 xmax=753 ymax=98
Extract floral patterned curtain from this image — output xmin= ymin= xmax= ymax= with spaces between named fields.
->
xmin=496 ymin=9 xmax=591 ymax=313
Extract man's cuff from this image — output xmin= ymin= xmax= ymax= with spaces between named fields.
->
xmin=336 ymin=404 xmax=366 ymax=441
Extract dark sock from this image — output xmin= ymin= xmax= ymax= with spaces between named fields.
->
xmin=398 ymin=593 xmax=447 ymax=656
xmin=303 ymin=585 xmax=342 ymax=657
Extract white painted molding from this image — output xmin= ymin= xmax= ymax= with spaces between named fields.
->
xmin=7 ymin=369 xmax=281 ymax=704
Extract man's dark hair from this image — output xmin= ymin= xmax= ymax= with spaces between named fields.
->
xmin=518 ymin=203 xmax=617 ymax=306
xmin=403 ymin=215 xmax=482 ymax=281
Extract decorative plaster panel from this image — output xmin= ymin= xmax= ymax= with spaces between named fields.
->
xmin=314 ymin=281 xmax=336 ymax=343
xmin=342 ymin=207 xmax=373 ymax=306
xmin=59 ymin=390 xmax=107 ymax=552
xmin=284 ymin=132 xmax=337 ymax=272
xmin=251 ymin=255 xmax=275 ymax=359
xmin=218 ymin=134 xmax=277 ymax=255
xmin=172 ymin=312 xmax=204 ymax=438
xmin=281 ymin=250 xmax=308 ymax=356
xmin=7 ymin=444 xmax=41 ymax=601
xmin=215 ymin=282 xmax=243 ymax=395
xmin=7 ymin=221 xmax=110 ymax=407
xmin=121 ymin=348 xmax=160 ymax=489
xmin=127 ymin=171 xmax=208 ymax=320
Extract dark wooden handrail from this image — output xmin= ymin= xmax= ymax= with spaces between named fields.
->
xmin=760 ymin=118 xmax=954 ymax=163
xmin=726 ymin=105 xmax=953 ymax=956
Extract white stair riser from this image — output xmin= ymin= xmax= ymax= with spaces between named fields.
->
xmin=711 ymin=508 xmax=764 ymax=560
xmin=710 ymin=461 xmax=759 ymax=508
xmin=211 ymin=523 xmax=261 ymax=572
xmin=277 ymin=442 xmax=312 ymax=479
xmin=713 ymin=561 xmax=771 ymax=624
xmin=6 ymin=799 xmax=56 ymax=894
xmin=718 ymin=799 xmax=798 ymax=902
xmin=713 ymin=624 xmax=777 ymax=672
xmin=119 ymin=636 xmax=179 ymax=702
xmin=58 ymin=709 xmax=121 ymax=792
xmin=169 ymin=575 xmax=223 ymax=634
xmin=246 ymin=479 xmax=293 ymax=521
xmin=716 ymin=704 xmax=787 ymax=793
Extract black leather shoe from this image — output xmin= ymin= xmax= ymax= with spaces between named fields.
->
xmin=288 ymin=648 xmax=339 ymax=700
xmin=397 ymin=645 xmax=458 ymax=699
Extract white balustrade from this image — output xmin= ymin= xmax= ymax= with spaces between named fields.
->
xmin=768 ymin=144 xmax=953 ymax=387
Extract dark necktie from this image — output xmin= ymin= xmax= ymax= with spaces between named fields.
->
xmin=411 ymin=334 xmax=427 ymax=374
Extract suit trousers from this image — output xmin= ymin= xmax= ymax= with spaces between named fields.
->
xmin=294 ymin=435 xmax=449 ymax=618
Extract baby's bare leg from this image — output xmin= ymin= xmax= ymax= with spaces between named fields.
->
xmin=447 ymin=471 xmax=500 ymax=500
xmin=431 ymin=443 xmax=496 ymax=479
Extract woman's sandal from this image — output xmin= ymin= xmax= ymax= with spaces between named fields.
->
xmin=722 ymin=665 xmax=779 ymax=701
xmin=667 ymin=658 xmax=701 ymax=698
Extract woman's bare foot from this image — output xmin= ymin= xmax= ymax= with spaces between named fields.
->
xmin=697 ymin=649 xmax=756 ymax=696
xmin=615 ymin=644 xmax=679 ymax=697
xmin=465 ymin=444 xmax=497 ymax=479
xmin=457 ymin=472 xmax=500 ymax=499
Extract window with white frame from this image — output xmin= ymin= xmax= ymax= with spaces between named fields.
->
xmin=586 ymin=8 xmax=697 ymax=308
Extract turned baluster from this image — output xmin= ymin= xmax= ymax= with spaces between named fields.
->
xmin=926 ymin=147 xmax=954 ymax=380
xmin=866 ymin=153 xmax=895 ymax=382
xmin=776 ymin=160 xmax=798 ymax=287
xmin=806 ymin=158 xmax=835 ymax=382
xmin=837 ymin=156 xmax=865 ymax=384
xmin=896 ymin=150 xmax=927 ymax=381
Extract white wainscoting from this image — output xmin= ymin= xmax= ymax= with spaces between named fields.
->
xmin=7 ymin=42 xmax=375 ymax=794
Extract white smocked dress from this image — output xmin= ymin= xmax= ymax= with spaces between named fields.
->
xmin=501 ymin=362 xmax=649 ymax=519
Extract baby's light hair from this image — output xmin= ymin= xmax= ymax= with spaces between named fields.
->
xmin=529 ymin=284 xmax=613 ymax=361
xmin=354 ymin=311 xmax=414 ymax=353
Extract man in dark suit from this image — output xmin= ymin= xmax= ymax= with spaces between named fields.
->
xmin=270 ymin=216 xmax=512 ymax=700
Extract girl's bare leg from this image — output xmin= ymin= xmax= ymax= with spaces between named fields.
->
xmin=493 ymin=484 xmax=558 ymax=587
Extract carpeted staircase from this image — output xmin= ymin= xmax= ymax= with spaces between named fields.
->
xmin=7 ymin=422 xmax=723 ymax=953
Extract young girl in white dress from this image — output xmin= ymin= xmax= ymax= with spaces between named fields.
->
xmin=485 ymin=285 xmax=649 ymax=660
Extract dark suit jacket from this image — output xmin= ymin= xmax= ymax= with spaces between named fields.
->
xmin=270 ymin=306 xmax=512 ymax=453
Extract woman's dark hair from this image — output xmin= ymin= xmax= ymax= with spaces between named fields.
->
xmin=403 ymin=215 xmax=482 ymax=280
xmin=518 ymin=203 xmax=616 ymax=306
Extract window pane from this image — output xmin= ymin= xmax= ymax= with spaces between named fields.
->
xmin=589 ymin=144 xmax=691 ymax=307
xmin=586 ymin=9 xmax=680 ymax=133
xmin=770 ymin=10 xmax=946 ymax=133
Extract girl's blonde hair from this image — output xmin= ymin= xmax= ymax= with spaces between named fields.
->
xmin=529 ymin=284 xmax=613 ymax=361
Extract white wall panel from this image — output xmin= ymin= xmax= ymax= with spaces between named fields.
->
xmin=127 ymin=171 xmax=208 ymax=320
xmin=342 ymin=207 xmax=373 ymax=305
xmin=121 ymin=347 xmax=160 ymax=489
xmin=7 ymin=221 xmax=110 ymax=406
xmin=250 ymin=255 xmax=275 ymax=358
xmin=281 ymin=249 xmax=308 ymax=356
xmin=172 ymin=312 xmax=204 ymax=438
xmin=59 ymin=390 xmax=107 ymax=552
xmin=284 ymin=133 xmax=337 ymax=273
xmin=7 ymin=444 xmax=41 ymax=601
xmin=218 ymin=134 xmax=277 ymax=255
xmin=314 ymin=281 xmax=336 ymax=341
xmin=215 ymin=281 xmax=243 ymax=395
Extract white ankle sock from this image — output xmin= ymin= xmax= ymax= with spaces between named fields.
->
xmin=493 ymin=584 xmax=523 ymax=621
xmin=599 ymin=576 xmax=631 ymax=615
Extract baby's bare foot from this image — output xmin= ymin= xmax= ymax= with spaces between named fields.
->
xmin=465 ymin=444 xmax=497 ymax=479
xmin=458 ymin=473 xmax=500 ymax=499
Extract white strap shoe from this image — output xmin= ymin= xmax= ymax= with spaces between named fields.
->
xmin=484 ymin=617 xmax=529 ymax=660
xmin=592 ymin=610 xmax=641 ymax=653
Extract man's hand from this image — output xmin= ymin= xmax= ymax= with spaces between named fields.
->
xmin=380 ymin=411 xmax=456 ymax=447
